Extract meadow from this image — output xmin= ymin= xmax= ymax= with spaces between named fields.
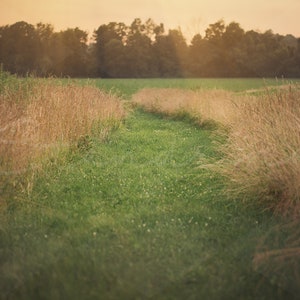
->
xmin=1 ymin=75 xmax=299 ymax=300
xmin=87 ymin=77 xmax=297 ymax=98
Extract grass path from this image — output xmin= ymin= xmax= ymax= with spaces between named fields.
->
xmin=0 ymin=110 xmax=290 ymax=299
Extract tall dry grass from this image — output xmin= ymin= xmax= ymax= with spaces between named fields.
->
xmin=133 ymin=86 xmax=300 ymax=215
xmin=133 ymin=85 xmax=300 ymax=293
xmin=132 ymin=88 xmax=235 ymax=127
xmin=219 ymin=86 xmax=300 ymax=215
xmin=0 ymin=77 xmax=126 ymax=199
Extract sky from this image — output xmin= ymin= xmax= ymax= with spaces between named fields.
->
xmin=1 ymin=0 xmax=300 ymax=41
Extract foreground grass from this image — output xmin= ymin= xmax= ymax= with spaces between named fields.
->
xmin=0 ymin=110 xmax=293 ymax=300
xmin=0 ymin=73 xmax=125 ymax=205
xmin=133 ymin=86 xmax=300 ymax=294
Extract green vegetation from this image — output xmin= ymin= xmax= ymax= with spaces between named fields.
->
xmin=1 ymin=19 xmax=300 ymax=78
xmin=1 ymin=77 xmax=298 ymax=299
xmin=89 ymin=77 xmax=300 ymax=98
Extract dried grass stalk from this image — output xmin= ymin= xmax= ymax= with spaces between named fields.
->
xmin=219 ymin=87 xmax=300 ymax=215
xmin=133 ymin=86 xmax=300 ymax=215
xmin=132 ymin=88 xmax=236 ymax=126
xmin=0 ymin=80 xmax=126 ymax=197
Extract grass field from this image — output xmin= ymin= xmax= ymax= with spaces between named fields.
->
xmin=78 ymin=77 xmax=300 ymax=98
xmin=1 ymin=77 xmax=299 ymax=299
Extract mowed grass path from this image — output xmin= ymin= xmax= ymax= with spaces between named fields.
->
xmin=1 ymin=110 xmax=290 ymax=299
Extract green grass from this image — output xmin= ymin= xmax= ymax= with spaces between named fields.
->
xmin=82 ymin=77 xmax=300 ymax=98
xmin=0 ymin=109 xmax=294 ymax=300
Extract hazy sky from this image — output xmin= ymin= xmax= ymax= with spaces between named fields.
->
xmin=1 ymin=0 xmax=300 ymax=40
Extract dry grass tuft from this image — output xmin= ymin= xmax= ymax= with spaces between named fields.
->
xmin=132 ymin=88 xmax=235 ymax=127
xmin=219 ymin=86 xmax=300 ymax=215
xmin=0 ymin=79 xmax=126 ymax=199
xmin=133 ymin=86 xmax=300 ymax=215
xmin=133 ymin=85 xmax=300 ymax=293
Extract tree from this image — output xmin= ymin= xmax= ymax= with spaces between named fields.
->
xmin=93 ymin=22 xmax=127 ymax=77
xmin=221 ymin=22 xmax=245 ymax=76
xmin=1 ymin=18 xmax=300 ymax=78
xmin=0 ymin=21 xmax=39 ymax=75
xmin=35 ymin=22 xmax=54 ymax=75
xmin=202 ymin=20 xmax=227 ymax=76
xmin=103 ymin=39 xmax=126 ymax=77
xmin=223 ymin=22 xmax=244 ymax=48
xmin=154 ymin=29 xmax=188 ymax=77
xmin=278 ymin=36 xmax=300 ymax=77
xmin=123 ymin=18 xmax=159 ymax=77
xmin=48 ymin=28 xmax=88 ymax=76
xmin=188 ymin=34 xmax=206 ymax=76
xmin=205 ymin=20 xmax=225 ymax=44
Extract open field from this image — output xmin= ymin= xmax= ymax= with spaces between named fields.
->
xmin=78 ymin=77 xmax=300 ymax=98
xmin=1 ymin=77 xmax=299 ymax=299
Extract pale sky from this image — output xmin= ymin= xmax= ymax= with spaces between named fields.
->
xmin=1 ymin=0 xmax=300 ymax=40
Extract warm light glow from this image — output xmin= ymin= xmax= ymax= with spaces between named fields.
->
xmin=0 ymin=0 xmax=299 ymax=38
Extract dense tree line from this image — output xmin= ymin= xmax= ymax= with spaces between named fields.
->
xmin=0 ymin=19 xmax=300 ymax=77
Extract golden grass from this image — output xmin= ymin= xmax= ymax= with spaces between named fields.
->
xmin=134 ymin=86 xmax=300 ymax=295
xmin=132 ymin=88 xmax=235 ymax=126
xmin=133 ymin=86 xmax=300 ymax=291
xmin=220 ymin=87 xmax=300 ymax=215
xmin=133 ymin=86 xmax=300 ymax=215
xmin=0 ymin=80 xmax=126 ymax=198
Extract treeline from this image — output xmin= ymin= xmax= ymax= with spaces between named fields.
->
xmin=0 ymin=18 xmax=300 ymax=78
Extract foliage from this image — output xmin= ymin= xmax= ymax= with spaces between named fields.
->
xmin=1 ymin=19 xmax=300 ymax=77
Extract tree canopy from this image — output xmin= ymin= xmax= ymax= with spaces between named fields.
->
xmin=0 ymin=18 xmax=299 ymax=77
